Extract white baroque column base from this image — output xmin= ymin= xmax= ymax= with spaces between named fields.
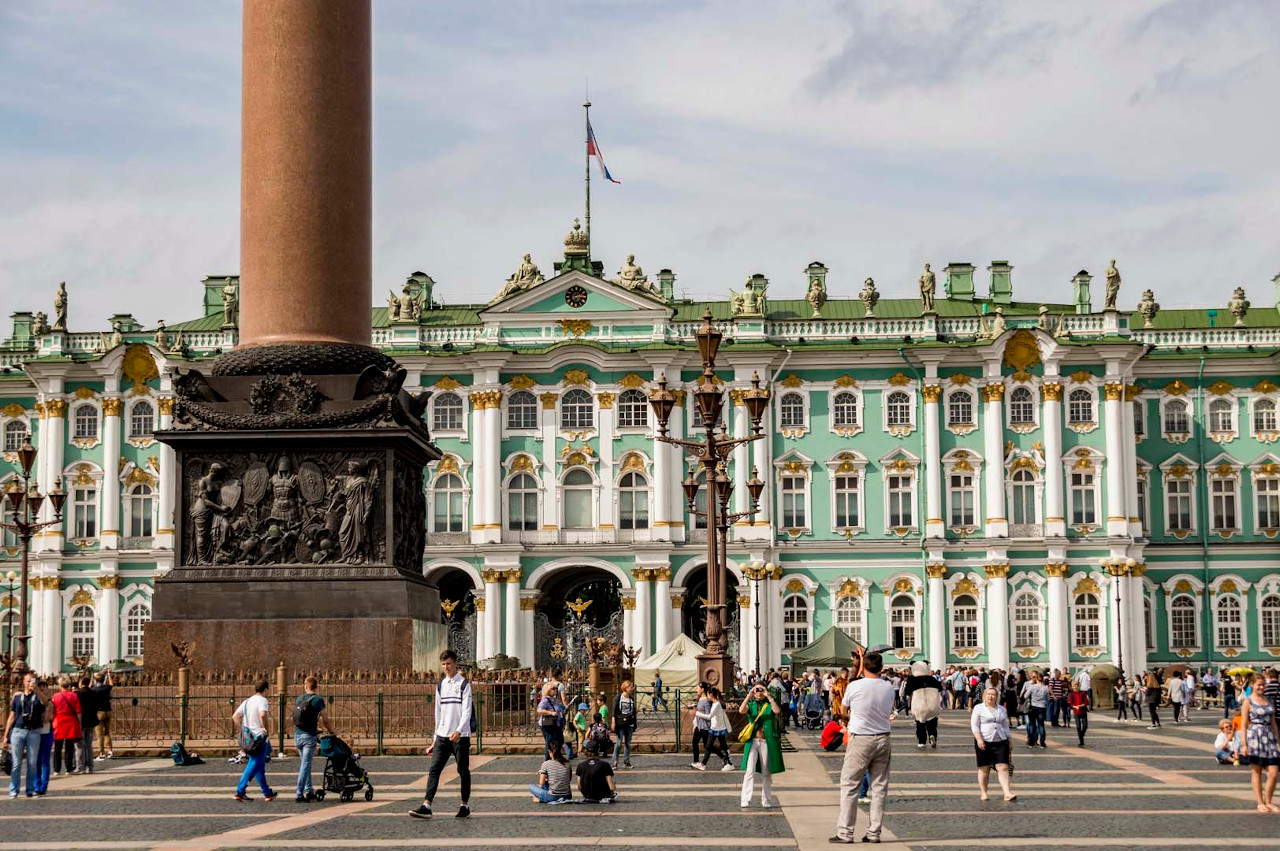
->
xmin=1107 ymin=518 xmax=1129 ymax=536
xmin=1045 ymin=519 xmax=1067 ymax=537
xmin=985 ymin=520 xmax=1008 ymax=538
xmin=925 ymin=520 xmax=946 ymax=539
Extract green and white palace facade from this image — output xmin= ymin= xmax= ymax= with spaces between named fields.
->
xmin=4 ymin=223 xmax=1280 ymax=676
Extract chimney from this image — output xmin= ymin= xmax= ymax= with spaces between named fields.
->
xmin=988 ymin=261 xmax=1012 ymax=305
xmin=658 ymin=268 xmax=676 ymax=302
xmin=943 ymin=262 xmax=975 ymax=301
xmin=1073 ymin=270 xmax=1092 ymax=314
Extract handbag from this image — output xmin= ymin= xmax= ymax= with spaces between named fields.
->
xmin=240 ymin=727 xmax=267 ymax=757
xmin=738 ymin=705 xmax=766 ymax=744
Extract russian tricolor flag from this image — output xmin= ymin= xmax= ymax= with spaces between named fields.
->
xmin=587 ymin=119 xmax=621 ymax=184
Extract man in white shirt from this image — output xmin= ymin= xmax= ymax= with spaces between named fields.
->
xmin=1183 ymin=671 xmax=1197 ymax=715
xmin=1077 ymin=668 xmax=1093 ymax=709
xmin=231 ymin=680 xmax=276 ymax=802
xmin=832 ymin=650 xmax=895 ymax=845
xmin=410 ymin=650 xmax=473 ymax=820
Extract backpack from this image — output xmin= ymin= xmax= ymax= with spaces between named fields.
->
xmin=292 ymin=695 xmax=322 ymax=730
xmin=588 ymin=721 xmax=612 ymax=750
xmin=170 ymin=742 xmax=204 ymax=766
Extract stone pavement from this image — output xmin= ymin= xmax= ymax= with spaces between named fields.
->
xmin=3 ymin=709 xmax=1275 ymax=850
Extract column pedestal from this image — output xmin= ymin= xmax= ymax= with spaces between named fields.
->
xmin=927 ymin=566 xmax=946 ymax=666
xmin=654 ymin=568 xmax=672 ymax=650
xmin=98 ymin=578 xmax=121 ymax=665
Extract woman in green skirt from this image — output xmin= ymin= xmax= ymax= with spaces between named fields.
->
xmin=737 ymin=682 xmax=785 ymax=807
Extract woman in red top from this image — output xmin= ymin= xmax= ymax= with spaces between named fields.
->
xmin=1068 ymin=681 xmax=1090 ymax=747
xmin=52 ymin=676 xmax=84 ymax=776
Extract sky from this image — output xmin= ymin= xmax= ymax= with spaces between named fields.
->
xmin=1 ymin=0 xmax=1279 ymax=330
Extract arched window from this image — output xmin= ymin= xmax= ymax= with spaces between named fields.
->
xmin=1010 ymin=468 xmax=1037 ymax=526
xmin=71 ymin=483 xmax=98 ymax=539
xmin=885 ymin=391 xmax=911 ymax=427
xmin=779 ymin=393 xmax=805 ymax=428
xmin=1256 ymin=399 xmax=1278 ymax=434
xmin=947 ymin=391 xmax=974 ymax=426
xmin=4 ymin=420 xmax=27 ymax=451
xmin=782 ymin=595 xmax=810 ymax=650
xmin=1170 ymin=594 xmax=1198 ymax=647
xmin=1209 ymin=399 xmax=1234 ymax=433
xmin=561 ymin=389 xmax=594 ymax=430
xmin=1215 ymin=595 xmax=1243 ymax=648
xmin=129 ymin=401 xmax=154 ymax=438
xmin=562 ymin=468 xmax=594 ymax=529
xmin=1012 ymin=592 xmax=1041 ymax=648
xmin=71 ymin=605 xmax=95 ymax=658
xmin=431 ymin=473 xmax=465 ymax=532
xmin=890 ymin=594 xmax=917 ymax=649
xmin=952 ymin=594 xmax=979 ymax=649
xmin=432 ymin=392 xmax=463 ymax=432
xmin=73 ymin=405 xmax=99 ymax=440
xmin=507 ymin=390 xmax=538 ymax=430
xmin=1072 ymin=592 xmax=1100 ymax=647
xmin=1068 ymin=389 xmax=1094 ymax=424
xmin=124 ymin=602 xmax=151 ymax=658
xmin=616 ymin=389 xmax=648 ymax=429
xmin=835 ymin=596 xmax=862 ymax=643
xmin=506 ymin=473 xmax=539 ymax=531
xmin=1164 ymin=399 xmax=1189 ymax=435
xmin=618 ymin=471 xmax=648 ymax=530
xmin=832 ymin=392 xmax=859 ymax=427
xmin=1261 ymin=595 xmax=1280 ymax=647
xmin=128 ymin=484 xmax=154 ymax=538
xmin=1009 ymin=387 xmax=1035 ymax=424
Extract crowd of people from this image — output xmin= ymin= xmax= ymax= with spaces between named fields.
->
xmin=4 ymin=670 xmax=115 ymax=798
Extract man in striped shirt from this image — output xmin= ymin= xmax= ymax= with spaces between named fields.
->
xmin=409 ymin=650 xmax=473 ymax=821
xmin=1048 ymin=671 xmax=1068 ymax=727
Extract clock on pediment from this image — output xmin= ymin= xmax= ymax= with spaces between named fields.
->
xmin=565 ymin=285 xmax=589 ymax=308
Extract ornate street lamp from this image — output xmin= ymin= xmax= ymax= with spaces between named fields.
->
xmin=742 ymin=560 xmax=774 ymax=677
xmin=1100 ymin=556 xmax=1137 ymax=682
xmin=649 ymin=310 xmax=769 ymax=690
xmin=0 ymin=440 xmax=67 ymax=682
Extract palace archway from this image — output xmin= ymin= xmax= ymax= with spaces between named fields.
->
xmin=532 ymin=564 xmax=623 ymax=670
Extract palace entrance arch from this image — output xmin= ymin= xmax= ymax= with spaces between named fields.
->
xmin=531 ymin=563 xmax=624 ymax=670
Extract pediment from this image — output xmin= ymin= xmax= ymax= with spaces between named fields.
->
xmin=479 ymin=270 xmax=670 ymax=319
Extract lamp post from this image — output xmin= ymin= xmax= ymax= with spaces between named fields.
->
xmin=0 ymin=439 xmax=67 ymax=683
xmin=650 ymin=310 xmax=769 ymax=691
xmin=742 ymin=560 xmax=774 ymax=676
xmin=3 ymin=569 xmax=17 ymax=660
xmin=1100 ymin=556 xmax=1137 ymax=682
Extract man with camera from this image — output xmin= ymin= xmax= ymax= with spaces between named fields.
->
xmin=832 ymin=646 xmax=895 ymax=844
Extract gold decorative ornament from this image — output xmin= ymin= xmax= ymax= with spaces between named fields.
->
xmin=1207 ymin=380 xmax=1235 ymax=396
xmin=72 ymin=386 xmax=97 ymax=400
xmin=1010 ymin=456 xmax=1039 ymax=473
xmin=1 ymin=402 xmax=25 ymax=418
xmin=596 ymin=392 xmax=615 ymax=409
xmin=70 ymin=587 xmax=94 ymax=606
xmin=473 ymin=598 xmax=485 ymax=612
xmin=564 ymin=452 xmax=589 ymax=467
xmin=887 ymin=372 xmax=911 ymax=386
xmin=1044 ymin=563 xmax=1069 ymax=577
xmin=1011 ymin=370 xmax=1033 ymax=383
xmin=620 ymin=453 xmax=647 ymax=474
xmin=440 ymin=599 xmax=459 ymax=617
xmin=559 ymin=319 xmax=593 ymax=338
xmin=834 ymin=374 xmax=858 ymax=388
xmin=1168 ymin=463 xmax=1190 ymax=478
xmin=33 ymin=402 xmax=46 ymax=418
xmin=539 ymin=392 xmax=559 ymax=410
xmin=125 ymin=466 xmax=155 ymax=486
xmin=436 ymin=456 xmax=460 ymax=476
xmin=781 ymin=374 xmax=803 ymax=388
xmin=97 ymin=575 xmax=121 ymax=589
xmin=1069 ymin=370 xmax=1093 ymax=384
xmin=434 ymin=376 xmax=463 ymax=391
xmin=1075 ymin=577 xmax=1101 ymax=595
xmin=1125 ymin=384 xmax=1142 ymax=401
xmin=1164 ymin=379 xmax=1190 ymax=396
xmin=951 ymin=577 xmax=978 ymax=598
xmin=926 ymin=564 xmax=947 ymax=579
xmin=784 ymin=579 xmax=806 ymax=594
xmin=566 ymin=598 xmax=592 ymax=620
xmin=618 ymin=373 xmax=647 ymax=389
xmin=122 ymin=344 xmax=160 ymax=391
xmin=981 ymin=384 xmax=1005 ymax=403
xmin=510 ymin=454 xmax=535 ymax=474
xmin=156 ymin=397 xmax=175 ymax=415
xmin=894 ymin=578 xmax=915 ymax=593
xmin=984 ymin=564 xmax=1009 ymax=578
xmin=563 ymin=369 xmax=590 ymax=386
xmin=653 ymin=567 xmax=672 ymax=581
xmin=1255 ymin=379 xmax=1279 ymax=394
xmin=621 ymin=596 xmax=636 ymax=610
xmin=781 ymin=460 xmax=806 ymax=475
xmin=948 ymin=373 xmax=972 ymax=386
xmin=836 ymin=580 xmax=862 ymax=598
xmin=737 ymin=595 xmax=751 ymax=608
xmin=480 ymin=569 xmax=504 ymax=583
xmin=1219 ymin=579 xmax=1239 ymax=594
xmin=507 ymin=374 xmax=536 ymax=390
xmin=45 ymin=400 xmax=67 ymax=418
xmin=1103 ymin=382 xmax=1123 ymax=401
xmin=921 ymin=384 xmax=942 ymax=403
xmin=1001 ymin=329 xmax=1042 ymax=373
xmin=71 ymin=463 xmax=95 ymax=486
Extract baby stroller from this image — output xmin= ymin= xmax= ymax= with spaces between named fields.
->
xmin=316 ymin=735 xmax=374 ymax=802
xmin=802 ymin=692 xmax=826 ymax=729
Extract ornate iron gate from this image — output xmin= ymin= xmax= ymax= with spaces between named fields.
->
xmin=534 ymin=609 xmax=624 ymax=670
xmin=447 ymin=613 xmax=476 ymax=665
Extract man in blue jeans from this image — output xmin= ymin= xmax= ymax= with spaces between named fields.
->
xmin=292 ymin=675 xmax=335 ymax=803
xmin=3 ymin=672 xmax=49 ymax=798
xmin=232 ymin=679 xmax=276 ymax=802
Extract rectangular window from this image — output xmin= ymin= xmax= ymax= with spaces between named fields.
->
xmin=563 ymin=490 xmax=592 ymax=530
xmin=72 ymin=617 xmax=95 ymax=658
xmin=1217 ymin=610 xmax=1243 ymax=648
xmin=1257 ymin=478 xmax=1280 ymax=531
xmin=1133 ymin=401 xmax=1145 ymax=436
xmin=1074 ymin=621 xmax=1100 ymax=647
xmin=834 ymin=475 xmax=859 ymax=529
xmin=887 ymin=475 xmax=913 ymax=528
xmin=1011 ymin=481 xmax=1036 ymax=526
xmin=72 ymin=488 xmax=97 ymax=539
xmin=619 ymin=490 xmax=648 ymax=530
xmin=508 ymin=492 xmax=537 ymax=531
xmin=1171 ymin=604 xmax=1197 ymax=647
xmin=1167 ymin=478 xmax=1193 ymax=531
xmin=1211 ymin=478 xmax=1237 ymax=532
xmin=948 ymin=473 xmax=975 ymax=526
xmin=1070 ymin=472 xmax=1095 ymax=525
xmin=129 ymin=494 xmax=153 ymax=537
xmin=890 ymin=605 xmax=916 ymax=649
xmin=953 ymin=616 xmax=978 ymax=649
xmin=1263 ymin=605 xmax=1280 ymax=647
xmin=1136 ymin=478 xmax=1149 ymax=534
xmin=433 ymin=491 xmax=463 ymax=532
xmin=781 ymin=476 xmax=806 ymax=528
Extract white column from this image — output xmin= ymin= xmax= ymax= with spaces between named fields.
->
xmin=982 ymin=384 xmax=1008 ymax=538
xmin=651 ymin=403 xmax=670 ymax=543
xmin=100 ymin=399 xmax=122 ymax=549
xmin=623 ymin=597 xmax=635 ymax=651
xmin=767 ymin=565 xmax=784 ymax=668
xmin=470 ymin=393 xmax=487 ymax=543
xmin=923 ymin=385 xmax=944 ymax=539
xmin=1043 ymin=381 xmax=1065 ymax=537
xmin=484 ymin=402 xmax=502 ymax=543
xmin=519 ymin=591 xmax=537 ymax=667
xmin=504 ymin=572 xmax=520 ymax=658
xmin=654 ymin=567 xmax=672 ymax=650
xmin=38 ymin=402 xmax=66 ymax=552
xmin=985 ymin=566 xmax=1009 ymax=671
xmin=1103 ymin=382 xmax=1128 ymax=536
xmin=474 ymin=603 xmax=488 ymax=662
xmin=42 ymin=581 xmax=60 ymax=674
xmin=746 ymin=578 xmax=762 ymax=673
xmin=632 ymin=569 xmax=651 ymax=658
xmin=1123 ymin=386 xmax=1142 ymax=537
xmin=746 ymin=406 xmax=772 ymax=542
xmin=667 ymin=395 xmax=686 ymax=543
xmin=1129 ymin=567 xmax=1149 ymax=675
xmin=732 ymin=397 xmax=750 ymax=540
xmin=1046 ymin=565 xmax=1069 ymax=672
xmin=598 ymin=393 xmax=615 ymax=536
xmin=482 ymin=572 xmax=501 ymax=660
xmin=98 ymin=578 xmax=120 ymax=665
xmin=540 ymin=393 xmax=558 ymax=534
xmin=927 ymin=566 xmax=946 ymax=666
xmin=157 ymin=398 xmax=176 ymax=549
xmin=736 ymin=588 xmax=750 ymax=671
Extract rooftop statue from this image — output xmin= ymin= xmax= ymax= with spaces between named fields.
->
xmin=53 ymin=282 xmax=68 ymax=331
xmin=33 ymin=311 xmax=49 ymax=337
xmin=919 ymin=264 xmax=936 ymax=314
xmin=221 ymin=279 xmax=238 ymax=327
xmin=1104 ymin=259 xmax=1121 ymax=311
xmin=154 ymin=319 xmax=171 ymax=352
xmin=615 ymin=253 xmax=661 ymax=298
xmin=980 ymin=306 xmax=1007 ymax=339
xmin=1136 ymin=289 xmax=1160 ymax=329
xmin=806 ymin=276 xmax=827 ymax=318
xmin=731 ymin=275 xmax=768 ymax=317
xmin=387 ymin=280 xmax=424 ymax=323
xmin=491 ymin=253 xmax=545 ymax=304
xmin=859 ymin=277 xmax=880 ymax=318
xmin=1228 ymin=287 xmax=1250 ymax=327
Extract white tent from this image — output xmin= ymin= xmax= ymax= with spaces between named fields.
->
xmin=633 ymin=633 xmax=705 ymax=696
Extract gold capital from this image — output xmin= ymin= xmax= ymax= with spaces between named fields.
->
xmin=97 ymin=575 xmax=122 ymax=589
xmin=981 ymin=384 xmax=1005 ymax=403
xmin=925 ymin=563 xmax=947 ymax=579
xmin=101 ymin=398 xmax=123 ymax=417
xmin=597 ymin=391 xmax=615 ymax=409
xmin=621 ymin=596 xmax=637 ymax=610
xmin=984 ymin=564 xmax=1009 ymax=578
xmin=1124 ymin=384 xmax=1142 ymax=402
xmin=520 ymin=597 xmax=539 ymax=611
xmin=1041 ymin=382 xmax=1063 ymax=402
xmin=1103 ymin=382 xmax=1124 ymax=402
xmin=45 ymin=400 xmax=67 ymax=418
xmin=156 ymin=397 xmax=175 ymax=415
xmin=473 ymin=598 xmax=485 ymax=612
xmin=632 ymin=567 xmax=654 ymax=581
xmin=921 ymin=384 xmax=943 ymax=403
xmin=1044 ymin=562 xmax=1069 ymax=578
xmin=653 ymin=567 xmax=671 ymax=581
xmin=540 ymin=392 xmax=559 ymax=410
xmin=480 ymin=569 xmax=504 ymax=583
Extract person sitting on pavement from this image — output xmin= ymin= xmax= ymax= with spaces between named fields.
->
xmin=575 ymin=739 xmax=617 ymax=803
xmin=529 ymin=739 xmax=572 ymax=804
xmin=1216 ymin=719 xmax=1240 ymax=765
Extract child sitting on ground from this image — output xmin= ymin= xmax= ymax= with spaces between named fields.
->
xmin=1215 ymin=718 xmax=1240 ymax=765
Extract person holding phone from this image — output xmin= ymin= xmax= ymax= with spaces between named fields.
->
xmin=833 ymin=647 xmax=895 ymax=845
xmin=737 ymin=682 xmax=783 ymax=808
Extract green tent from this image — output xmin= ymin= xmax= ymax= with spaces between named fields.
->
xmin=787 ymin=626 xmax=861 ymax=669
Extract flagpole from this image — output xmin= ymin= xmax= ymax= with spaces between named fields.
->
xmin=583 ymin=99 xmax=591 ymax=250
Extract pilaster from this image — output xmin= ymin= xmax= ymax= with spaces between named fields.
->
xmin=156 ymin=396 xmax=176 ymax=549
xmin=1045 ymin=561 xmax=1069 ymax=672
xmin=1103 ymin=379 xmax=1128 ymax=536
xmin=98 ymin=573 xmax=121 ymax=665
xmin=981 ymin=383 xmax=1008 ymax=538
xmin=926 ymin=562 xmax=946 ymax=666
xmin=1042 ymin=376 xmax=1065 ymax=537
xmin=922 ymin=384 xmax=944 ymax=539
xmin=100 ymin=397 xmax=122 ymax=550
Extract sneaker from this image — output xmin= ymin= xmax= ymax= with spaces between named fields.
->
xmin=1147 ymin=725 xmax=1159 ymax=730
xmin=263 ymin=791 xmax=277 ymax=802
xmin=721 ymin=764 xmax=734 ymax=772
xmin=408 ymin=803 xmax=432 ymax=819
xmin=691 ymin=762 xmax=705 ymax=771
xmin=304 ymin=791 xmax=316 ymax=802
xmin=930 ymin=737 xmax=937 ymax=749
xmin=624 ymin=761 xmax=632 ymax=768
xmin=234 ymin=793 xmax=253 ymax=802
xmin=455 ymin=804 xmax=470 ymax=819
xmin=295 ymin=795 xmax=307 ymax=803
xmin=7 ymin=792 xmax=16 ymax=799
xmin=917 ymin=743 xmax=925 ymax=749
xmin=94 ymin=755 xmax=106 ymax=762
xmin=32 ymin=791 xmax=44 ymax=798
xmin=858 ymin=796 xmax=871 ymax=804
xmin=861 ymin=837 xmax=881 ymax=844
